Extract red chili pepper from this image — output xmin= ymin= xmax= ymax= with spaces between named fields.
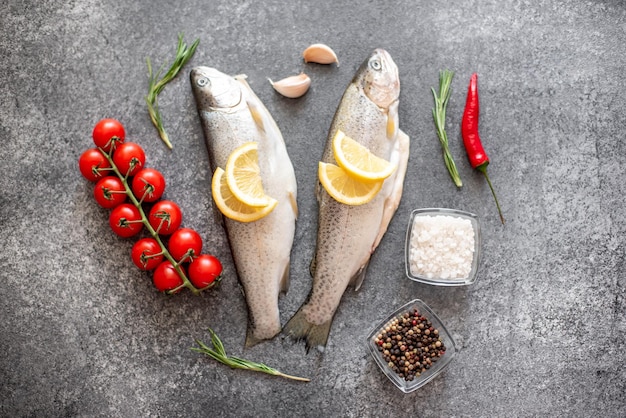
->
xmin=461 ymin=73 xmax=505 ymax=224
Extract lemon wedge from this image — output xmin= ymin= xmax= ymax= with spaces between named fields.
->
xmin=225 ymin=142 xmax=272 ymax=207
xmin=212 ymin=167 xmax=277 ymax=223
xmin=332 ymin=130 xmax=397 ymax=182
xmin=318 ymin=162 xmax=383 ymax=205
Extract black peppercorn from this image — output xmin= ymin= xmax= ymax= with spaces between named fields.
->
xmin=373 ymin=308 xmax=447 ymax=382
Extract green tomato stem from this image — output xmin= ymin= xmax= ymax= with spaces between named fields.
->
xmin=98 ymin=147 xmax=220 ymax=295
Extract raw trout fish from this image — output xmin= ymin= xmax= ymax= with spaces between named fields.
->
xmin=190 ymin=67 xmax=298 ymax=347
xmin=284 ymin=49 xmax=410 ymax=352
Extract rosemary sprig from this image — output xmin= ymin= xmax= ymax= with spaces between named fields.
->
xmin=431 ymin=69 xmax=463 ymax=188
xmin=192 ymin=328 xmax=310 ymax=382
xmin=146 ymin=34 xmax=200 ymax=149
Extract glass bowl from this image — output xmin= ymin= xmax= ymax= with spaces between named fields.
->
xmin=367 ymin=299 xmax=457 ymax=393
xmin=404 ymin=208 xmax=481 ymax=286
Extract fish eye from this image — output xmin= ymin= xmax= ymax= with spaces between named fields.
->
xmin=197 ymin=77 xmax=209 ymax=87
xmin=370 ymin=59 xmax=382 ymax=71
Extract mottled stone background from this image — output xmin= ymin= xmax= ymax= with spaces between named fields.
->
xmin=1 ymin=0 xmax=625 ymax=416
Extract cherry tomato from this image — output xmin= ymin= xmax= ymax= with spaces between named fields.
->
xmin=153 ymin=261 xmax=185 ymax=292
xmin=109 ymin=203 xmax=143 ymax=238
xmin=131 ymin=238 xmax=163 ymax=270
xmin=131 ymin=168 xmax=166 ymax=202
xmin=188 ymin=254 xmax=222 ymax=288
xmin=93 ymin=118 xmax=125 ymax=152
xmin=94 ymin=176 xmax=127 ymax=209
xmin=112 ymin=142 xmax=146 ymax=177
xmin=168 ymin=228 xmax=202 ymax=262
xmin=79 ymin=148 xmax=111 ymax=182
xmin=148 ymin=200 xmax=182 ymax=235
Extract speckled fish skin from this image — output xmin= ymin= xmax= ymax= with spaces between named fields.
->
xmin=190 ymin=66 xmax=298 ymax=347
xmin=283 ymin=49 xmax=410 ymax=352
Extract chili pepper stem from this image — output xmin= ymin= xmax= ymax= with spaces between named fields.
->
xmin=476 ymin=164 xmax=505 ymax=224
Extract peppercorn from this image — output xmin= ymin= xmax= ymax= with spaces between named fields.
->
xmin=372 ymin=307 xmax=447 ymax=382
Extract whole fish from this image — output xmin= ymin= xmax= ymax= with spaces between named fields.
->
xmin=283 ymin=49 xmax=410 ymax=352
xmin=190 ymin=66 xmax=298 ymax=347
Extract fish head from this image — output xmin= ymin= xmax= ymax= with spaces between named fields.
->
xmin=353 ymin=49 xmax=399 ymax=110
xmin=190 ymin=66 xmax=243 ymax=111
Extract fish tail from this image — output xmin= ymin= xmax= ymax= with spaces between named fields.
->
xmin=245 ymin=325 xmax=281 ymax=348
xmin=283 ymin=307 xmax=332 ymax=353
xmin=244 ymin=330 xmax=264 ymax=348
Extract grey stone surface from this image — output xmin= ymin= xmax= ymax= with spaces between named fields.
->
xmin=1 ymin=0 xmax=625 ymax=416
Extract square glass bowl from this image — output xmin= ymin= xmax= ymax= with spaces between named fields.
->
xmin=367 ymin=299 xmax=457 ymax=393
xmin=404 ymin=208 xmax=481 ymax=286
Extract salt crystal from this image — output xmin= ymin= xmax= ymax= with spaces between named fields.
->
xmin=409 ymin=214 xmax=475 ymax=281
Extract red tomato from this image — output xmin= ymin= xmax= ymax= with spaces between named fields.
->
xmin=109 ymin=203 xmax=143 ymax=238
xmin=92 ymin=118 xmax=125 ymax=152
xmin=148 ymin=200 xmax=182 ymax=235
xmin=131 ymin=168 xmax=166 ymax=202
xmin=188 ymin=254 xmax=222 ymax=288
xmin=79 ymin=148 xmax=111 ymax=182
xmin=131 ymin=238 xmax=163 ymax=270
xmin=153 ymin=261 xmax=185 ymax=292
xmin=168 ymin=228 xmax=202 ymax=262
xmin=94 ymin=176 xmax=127 ymax=209
xmin=112 ymin=142 xmax=146 ymax=177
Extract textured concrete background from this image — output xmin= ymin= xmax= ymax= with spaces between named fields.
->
xmin=1 ymin=0 xmax=625 ymax=416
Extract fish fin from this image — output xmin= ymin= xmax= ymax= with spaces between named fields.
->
xmin=309 ymin=251 xmax=317 ymax=277
xmin=280 ymin=262 xmax=290 ymax=294
xmin=350 ymin=261 xmax=370 ymax=291
xmin=283 ymin=307 xmax=332 ymax=353
xmin=245 ymin=330 xmax=264 ymax=348
xmin=209 ymin=182 xmax=225 ymax=227
xmin=210 ymin=199 xmax=224 ymax=226
xmin=236 ymin=75 xmax=272 ymax=136
xmin=386 ymin=100 xmax=399 ymax=139
xmin=289 ymin=191 xmax=299 ymax=219
xmin=309 ymin=217 xmax=321 ymax=277
xmin=372 ymin=129 xmax=410 ymax=250
xmin=247 ymin=103 xmax=267 ymax=134
xmin=315 ymin=178 xmax=324 ymax=203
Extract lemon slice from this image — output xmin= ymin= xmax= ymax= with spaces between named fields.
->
xmin=332 ymin=130 xmax=397 ymax=182
xmin=225 ymin=142 xmax=272 ymax=207
xmin=212 ymin=167 xmax=277 ymax=223
xmin=318 ymin=162 xmax=383 ymax=205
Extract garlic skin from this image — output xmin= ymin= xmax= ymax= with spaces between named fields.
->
xmin=269 ymin=73 xmax=311 ymax=98
xmin=302 ymin=43 xmax=339 ymax=65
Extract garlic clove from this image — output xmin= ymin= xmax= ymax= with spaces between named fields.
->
xmin=302 ymin=43 xmax=339 ymax=65
xmin=269 ymin=73 xmax=311 ymax=99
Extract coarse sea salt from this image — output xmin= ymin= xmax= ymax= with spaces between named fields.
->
xmin=409 ymin=215 xmax=475 ymax=280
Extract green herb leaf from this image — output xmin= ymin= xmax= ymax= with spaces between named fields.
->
xmin=432 ymin=69 xmax=463 ymax=188
xmin=146 ymin=33 xmax=200 ymax=149
xmin=192 ymin=328 xmax=310 ymax=382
